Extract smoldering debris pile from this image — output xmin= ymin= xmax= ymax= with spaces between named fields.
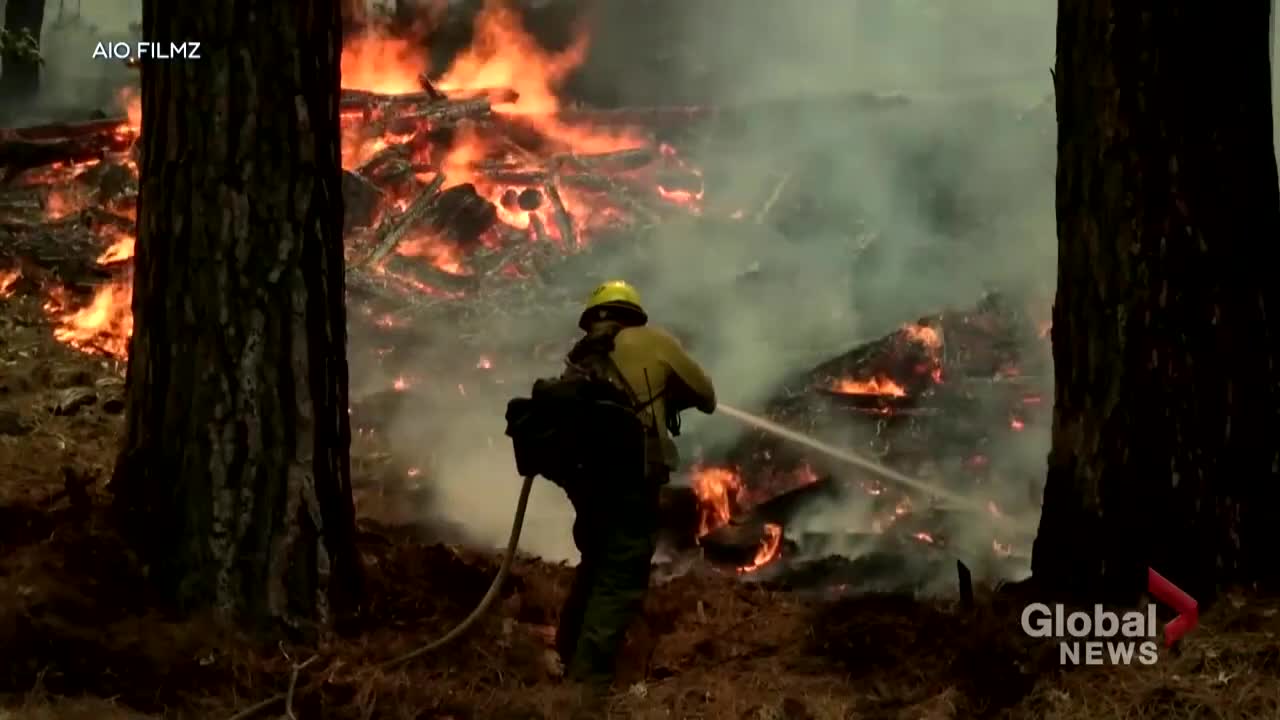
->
xmin=659 ymin=292 xmax=1049 ymax=594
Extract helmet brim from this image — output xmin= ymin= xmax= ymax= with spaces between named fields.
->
xmin=578 ymin=301 xmax=648 ymax=330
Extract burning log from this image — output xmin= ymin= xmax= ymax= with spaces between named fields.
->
xmin=554 ymin=147 xmax=657 ymax=173
xmin=0 ymin=138 xmax=117 ymax=183
xmin=357 ymin=174 xmax=446 ymax=268
xmin=0 ymin=116 xmax=131 ymax=142
xmin=404 ymin=97 xmax=493 ymax=125
xmin=355 ymin=143 xmax=410 ymax=178
xmin=544 ymin=183 xmax=575 ymax=246
xmin=430 ymin=183 xmax=499 ymax=247
xmin=528 ymin=214 xmax=551 ymax=244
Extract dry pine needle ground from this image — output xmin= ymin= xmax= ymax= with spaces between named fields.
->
xmin=1 ymin=292 xmax=1278 ymax=720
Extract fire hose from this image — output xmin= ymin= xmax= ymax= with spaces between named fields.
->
xmin=224 ymin=474 xmax=535 ymax=720
xmin=227 ymin=403 xmax=1030 ymax=718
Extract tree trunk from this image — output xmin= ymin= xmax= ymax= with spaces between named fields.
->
xmin=112 ymin=0 xmax=363 ymax=634
xmin=0 ymin=0 xmax=45 ymax=103
xmin=1032 ymin=0 xmax=1280 ymax=605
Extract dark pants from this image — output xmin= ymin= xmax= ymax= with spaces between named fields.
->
xmin=556 ymin=473 xmax=661 ymax=687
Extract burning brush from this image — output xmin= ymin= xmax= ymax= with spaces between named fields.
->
xmin=670 ymin=301 xmax=1046 ymax=588
xmin=1 ymin=1 xmax=715 ymax=362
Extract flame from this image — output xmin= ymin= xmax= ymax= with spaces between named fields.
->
xmin=116 ymin=86 xmax=142 ymax=135
xmin=476 ymin=355 xmax=493 ymax=369
xmin=903 ymin=323 xmax=944 ymax=382
xmin=0 ymin=268 xmax=19 ymax=297
xmin=738 ymin=523 xmax=782 ymax=573
xmin=397 ymin=232 xmax=471 ymax=275
xmin=341 ymin=33 xmax=428 ymax=94
xmin=338 ymin=1 xmax=651 ymax=245
xmin=438 ymin=0 xmax=638 ymax=153
xmin=690 ymin=465 xmax=742 ymax=536
xmin=831 ymin=376 xmax=907 ymax=396
xmin=1010 ymin=417 xmax=1025 ymax=431
xmin=902 ymin=323 xmax=942 ymax=349
xmin=97 ymin=229 xmax=136 ymax=264
xmin=393 ymin=376 xmax=410 ymax=391
xmin=46 ymin=281 xmax=133 ymax=358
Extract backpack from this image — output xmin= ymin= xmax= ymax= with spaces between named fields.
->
xmin=504 ymin=326 xmax=659 ymax=494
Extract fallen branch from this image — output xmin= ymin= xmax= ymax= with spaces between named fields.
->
xmin=284 ymin=655 xmax=317 ymax=720
xmin=355 ymin=173 xmax=446 ymax=269
xmin=543 ymin=183 xmax=575 ymax=247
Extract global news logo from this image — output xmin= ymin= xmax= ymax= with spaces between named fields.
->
xmin=1019 ymin=568 xmax=1199 ymax=666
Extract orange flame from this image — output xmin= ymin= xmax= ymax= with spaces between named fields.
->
xmin=738 ymin=523 xmax=783 ymax=573
xmin=397 ymin=232 xmax=471 ymax=275
xmin=116 ymin=86 xmax=142 ymax=135
xmin=46 ymin=282 xmax=133 ymax=358
xmin=0 ymin=268 xmax=19 ymax=297
xmin=902 ymin=323 xmax=941 ymax=349
xmin=690 ymin=465 xmax=742 ymax=537
xmin=341 ymin=33 xmax=429 ymax=94
xmin=97 ymin=229 xmax=136 ymax=265
xmin=831 ymin=376 xmax=906 ymax=396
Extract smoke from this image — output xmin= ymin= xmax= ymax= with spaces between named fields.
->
xmin=0 ymin=0 xmax=139 ymax=119
xmin=374 ymin=0 xmax=1062 ymax=570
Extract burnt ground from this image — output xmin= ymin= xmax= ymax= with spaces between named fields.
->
xmin=2 ymin=291 xmax=1279 ymax=720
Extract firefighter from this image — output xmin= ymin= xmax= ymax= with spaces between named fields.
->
xmin=556 ymin=280 xmax=716 ymax=707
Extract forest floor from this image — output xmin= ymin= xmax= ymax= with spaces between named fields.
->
xmin=2 ymin=290 xmax=1279 ymax=720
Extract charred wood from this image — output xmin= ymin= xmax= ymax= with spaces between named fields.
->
xmin=430 ymin=183 xmax=498 ymax=247
xmin=342 ymin=170 xmax=383 ymax=233
xmin=544 ymin=183 xmax=575 ymax=246
xmin=0 ymin=138 xmax=116 ymax=183
xmin=0 ymin=117 xmax=130 ymax=142
xmin=357 ymin=173 xmax=446 ymax=268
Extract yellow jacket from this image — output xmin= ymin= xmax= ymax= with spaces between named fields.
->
xmin=604 ymin=324 xmax=716 ymax=470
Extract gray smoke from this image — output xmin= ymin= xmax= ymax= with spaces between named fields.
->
xmin=385 ymin=0 xmax=1061 ymax=568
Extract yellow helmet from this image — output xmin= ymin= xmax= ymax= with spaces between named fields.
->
xmin=579 ymin=280 xmax=648 ymax=329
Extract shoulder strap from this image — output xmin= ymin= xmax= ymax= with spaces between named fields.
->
xmin=565 ymin=326 xmax=664 ymax=412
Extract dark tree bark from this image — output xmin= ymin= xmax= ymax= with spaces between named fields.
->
xmin=1032 ymin=0 xmax=1280 ymax=604
xmin=0 ymin=0 xmax=45 ymax=102
xmin=112 ymin=0 xmax=363 ymax=633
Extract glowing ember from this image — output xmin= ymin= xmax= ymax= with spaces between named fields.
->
xmin=913 ymin=532 xmax=935 ymax=544
xmin=46 ymin=281 xmax=133 ymax=358
xmin=44 ymin=190 xmax=78 ymax=219
xmin=1010 ymin=417 xmax=1025 ymax=431
xmin=0 ymin=269 xmax=19 ymax=297
xmin=738 ymin=523 xmax=783 ymax=573
xmin=690 ymin=465 xmax=742 ymax=536
xmin=830 ymin=376 xmax=907 ymax=396
xmin=476 ymin=355 xmax=493 ymax=369
xmin=393 ymin=376 xmax=410 ymax=391
xmin=993 ymin=540 xmax=1013 ymax=556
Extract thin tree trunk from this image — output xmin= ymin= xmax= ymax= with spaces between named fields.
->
xmin=112 ymin=0 xmax=362 ymax=634
xmin=1033 ymin=0 xmax=1280 ymax=604
xmin=0 ymin=0 xmax=45 ymax=102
